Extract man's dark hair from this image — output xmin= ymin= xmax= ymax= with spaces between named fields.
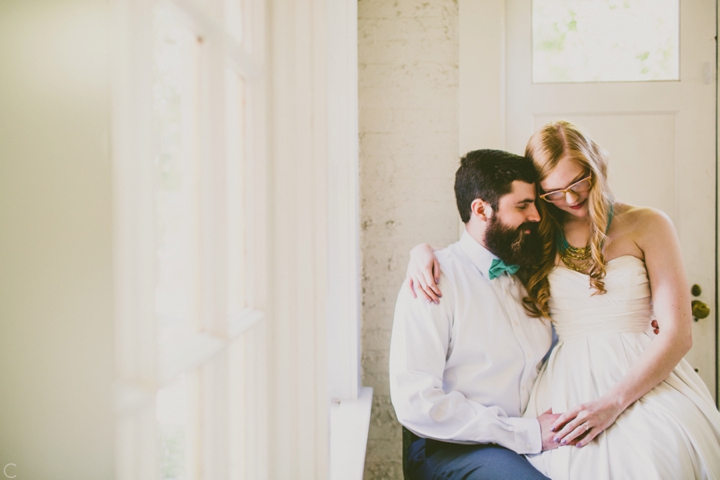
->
xmin=454 ymin=149 xmax=538 ymax=223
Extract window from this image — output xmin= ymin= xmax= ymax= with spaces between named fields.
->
xmin=112 ymin=0 xmax=267 ymax=477
xmin=532 ymin=0 xmax=679 ymax=83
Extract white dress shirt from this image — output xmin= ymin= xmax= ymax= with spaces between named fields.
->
xmin=389 ymin=231 xmax=553 ymax=454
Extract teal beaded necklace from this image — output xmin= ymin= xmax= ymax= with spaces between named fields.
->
xmin=557 ymin=203 xmax=614 ymax=273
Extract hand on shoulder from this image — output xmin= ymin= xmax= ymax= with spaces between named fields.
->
xmin=406 ymin=243 xmax=443 ymax=303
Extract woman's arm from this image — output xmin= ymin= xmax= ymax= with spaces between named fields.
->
xmin=406 ymin=244 xmax=444 ymax=303
xmin=552 ymin=208 xmax=693 ymax=447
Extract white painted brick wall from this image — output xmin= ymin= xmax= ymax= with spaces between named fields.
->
xmin=359 ymin=1 xmax=460 ymax=477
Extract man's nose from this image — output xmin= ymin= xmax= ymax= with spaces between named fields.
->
xmin=526 ymin=203 xmax=541 ymax=222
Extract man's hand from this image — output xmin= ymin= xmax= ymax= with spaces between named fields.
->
xmin=538 ymin=408 xmax=562 ymax=451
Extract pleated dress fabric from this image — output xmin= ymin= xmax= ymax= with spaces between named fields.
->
xmin=524 ymin=255 xmax=720 ymax=480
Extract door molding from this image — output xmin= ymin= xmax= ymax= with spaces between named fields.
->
xmin=715 ymin=0 xmax=719 ymax=404
xmin=458 ymin=0 xmax=507 ymax=154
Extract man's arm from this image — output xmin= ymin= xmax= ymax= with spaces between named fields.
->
xmin=389 ymin=278 xmax=558 ymax=454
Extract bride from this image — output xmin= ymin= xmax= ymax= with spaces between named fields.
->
xmin=406 ymin=121 xmax=720 ymax=479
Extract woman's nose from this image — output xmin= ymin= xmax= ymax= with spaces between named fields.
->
xmin=565 ymin=190 xmax=580 ymax=204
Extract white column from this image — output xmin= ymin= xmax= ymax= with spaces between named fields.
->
xmin=267 ymin=0 xmax=330 ymax=477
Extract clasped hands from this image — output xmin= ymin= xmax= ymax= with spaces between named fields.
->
xmin=538 ymin=395 xmax=624 ymax=451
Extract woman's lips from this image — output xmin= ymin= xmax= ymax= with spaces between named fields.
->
xmin=569 ymin=199 xmax=586 ymax=210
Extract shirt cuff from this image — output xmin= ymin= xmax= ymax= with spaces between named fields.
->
xmin=508 ymin=417 xmax=542 ymax=454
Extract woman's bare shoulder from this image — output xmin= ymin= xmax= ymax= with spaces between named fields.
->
xmin=614 ymin=202 xmax=672 ymax=227
xmin=613 ymin=202 xmax=676 ymax=245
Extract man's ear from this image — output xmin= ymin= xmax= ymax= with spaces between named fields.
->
xmin=470 ymin=198 xmax=492 ymax=221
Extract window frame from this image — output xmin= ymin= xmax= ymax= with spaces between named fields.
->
xmin=111 ymin=0 xmax=268 ymax=476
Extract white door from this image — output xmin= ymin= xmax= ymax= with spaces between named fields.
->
xmin=459 ymin=0 xmax=717 ymax=398
xmin=506 ymin=0 xmax=717 ymax=393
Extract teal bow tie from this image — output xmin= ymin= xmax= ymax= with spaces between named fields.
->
xmin=488 ymin=258 xmax=519 ymax=280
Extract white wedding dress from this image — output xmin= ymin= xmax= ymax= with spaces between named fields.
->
xmin=524 ymin=255 xmax=720 ymax=480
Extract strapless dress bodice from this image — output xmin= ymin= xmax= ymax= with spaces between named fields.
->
xmin=524 ymin=255 xmax=720 ymax=480
xmin=548 ymin=255 xmax=652 ymax=341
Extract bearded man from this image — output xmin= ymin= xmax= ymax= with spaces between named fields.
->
xmin=389 ymin=149 xmax=562 ymax=480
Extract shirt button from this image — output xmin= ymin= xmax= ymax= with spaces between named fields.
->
xmin=526 ymin=353 xmax=531 ymax=358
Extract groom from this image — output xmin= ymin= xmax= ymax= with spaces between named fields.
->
xmin=389 ymin=149 xmax=561 ymax=479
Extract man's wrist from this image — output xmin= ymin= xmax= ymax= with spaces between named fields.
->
xmin=508 ymin=417 xmax=542 ymax=454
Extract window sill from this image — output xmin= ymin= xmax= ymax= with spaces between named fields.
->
xmin=329 ymin=386 xmax=373 ymax=480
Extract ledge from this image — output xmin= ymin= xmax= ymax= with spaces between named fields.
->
xmin=329 ymin=386 xmax=374 ymax=480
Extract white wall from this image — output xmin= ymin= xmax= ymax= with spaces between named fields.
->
xmin=358 ymin=0 xmax=460 ymax=477
xmin=0 ymin=0 xmax=115 ymax=478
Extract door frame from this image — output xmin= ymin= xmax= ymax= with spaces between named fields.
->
xmin=458 ymin=0 xmax=719 ymax=403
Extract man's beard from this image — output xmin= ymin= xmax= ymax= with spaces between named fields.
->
xmin=484 ymin=213 xmax=543 ymax=268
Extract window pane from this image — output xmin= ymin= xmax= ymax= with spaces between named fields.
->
xmin=226 ymin=68 xmax=247 ymax=316
xmin=224 ymin=0 xmax=244 ymax=44
xmin=153 ymin=9 xmax=202 ymax=333
xmin=533 ymin=0 xmax=679 ymax=83
xmin=157 ymin=374 xmax=190 ymax=480
xmin=227 ymin=335 xmax=248 ymax=478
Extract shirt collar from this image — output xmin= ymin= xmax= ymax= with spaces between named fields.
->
xmin=458 ymin=230 xmax=500 ymax=280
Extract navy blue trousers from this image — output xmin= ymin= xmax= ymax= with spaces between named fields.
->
xmin=405 ymin=437 xmax=550 ymax=480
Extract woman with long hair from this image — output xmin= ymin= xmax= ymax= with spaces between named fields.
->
xmin=406 ymin=121 xmax=720 ymax=479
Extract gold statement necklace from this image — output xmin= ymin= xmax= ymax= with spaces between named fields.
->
xmin=557 ymin=204 xmax=614 ymax=274
xmin=558 ymin=241 xmax=592 ymax=273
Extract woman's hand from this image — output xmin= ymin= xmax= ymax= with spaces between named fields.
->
xmin=551 ymin=396 xmax=624 ymax=448
xmin=406 ymin=244 xmax=443 ymax=303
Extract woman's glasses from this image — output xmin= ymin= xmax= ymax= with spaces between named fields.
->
xmin=539 ymin=175 xmax=592 ymax=203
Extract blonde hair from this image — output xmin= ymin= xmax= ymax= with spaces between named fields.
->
xmin=521 ymin=120 xmax=614 ymax=318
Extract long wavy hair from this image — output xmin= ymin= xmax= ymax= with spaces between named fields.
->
xmin=521 ymin=121 xmax=615 ymax=318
